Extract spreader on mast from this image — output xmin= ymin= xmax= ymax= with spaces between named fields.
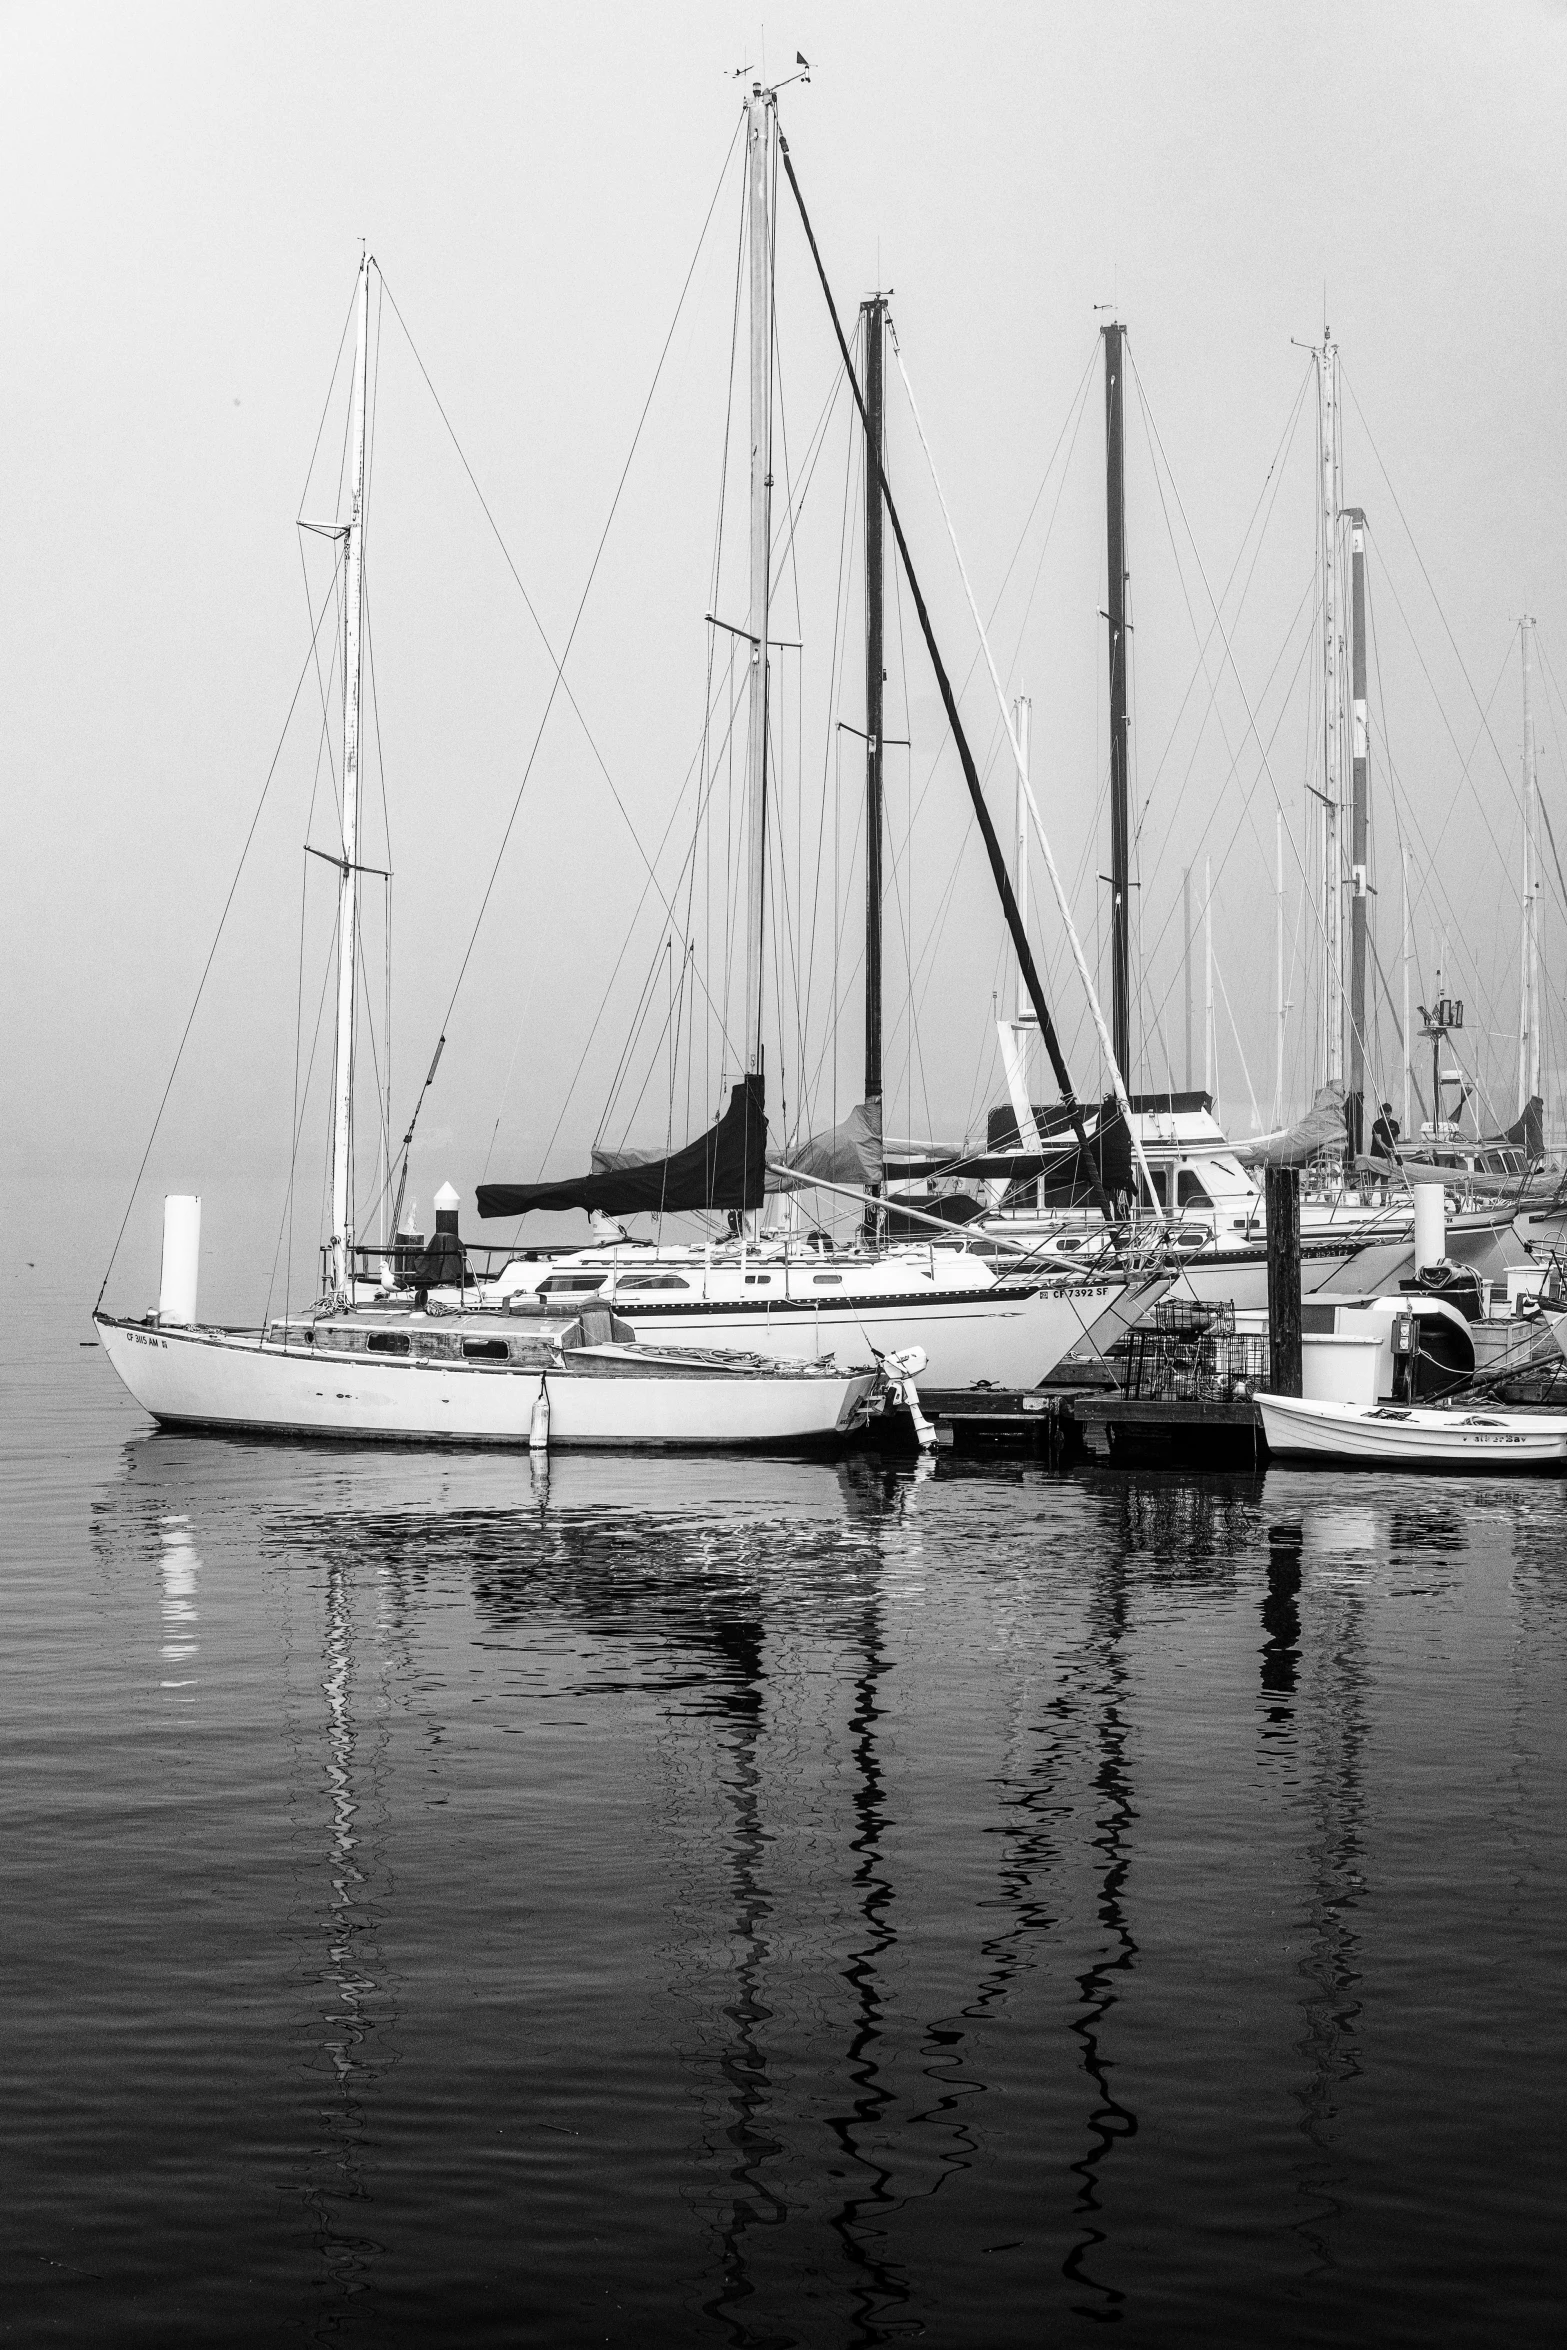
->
xmin=1317 ymin=332 xmax=1345 ymax=1093
xmin=328 ymin=253 xmax=370 ymax=1300
xmin=1520 ymin=614 xmax=1542 ymax=1113
xmin=742 ymin=86 xmax=773 ymax=1084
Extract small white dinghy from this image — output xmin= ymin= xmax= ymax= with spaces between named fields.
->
xmin=1258 ymin=1392 xmax=1567 ymax=1469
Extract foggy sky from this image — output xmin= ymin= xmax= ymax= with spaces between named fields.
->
xmin=5 ymin=1 xmax=1565 ymax=1300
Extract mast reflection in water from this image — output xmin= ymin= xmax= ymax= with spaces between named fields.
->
xmin=21 ymin=1417 xmax=1564 ymax=2348
xmin=300 ymin=1554 xmax=388 ymax=2324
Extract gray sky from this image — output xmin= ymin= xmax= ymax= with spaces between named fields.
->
xmin=5 ymin=1 xmax=1565 ymax=1292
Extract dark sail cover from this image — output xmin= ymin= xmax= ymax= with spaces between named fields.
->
xmin=1506 ymin=1095 xmax=1546 ymax=1160
xmin=476 ymin=1076 xmax=768 ymax=1220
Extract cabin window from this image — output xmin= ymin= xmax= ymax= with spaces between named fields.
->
xmin=366 ymin=1331 xmax=410 ymax=1355
xmin=743 ymin=1273 xmax=772 ymax=1286
xmin=812 ymin=1273 xmax=844 ymax=1286
xmin=615 ymin=1273 xmax=690 ymax=1292
xmin=462 ymin=1338 xmax=510 ymax=1362
xmin=1139 ymin=1166 xmax=1169 ymax=1209
xmin=1176 ymin=1170 xmax=1213 ymax=1208
xmin=540 ymin=1275 xmax=606 ymax=1296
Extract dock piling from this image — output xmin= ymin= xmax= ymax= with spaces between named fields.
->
xmin=1265 ymin=1167 xmax=1303 ymax=1398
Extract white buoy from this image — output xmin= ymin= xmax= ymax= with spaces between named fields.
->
xmin=158 ymin=1194 xmax=202 ymax=1325
xmin=1413 ymin=1182 xmax=1446 ymax=1273
xmin=529 ymin=1380 xmax=551 ymax=1452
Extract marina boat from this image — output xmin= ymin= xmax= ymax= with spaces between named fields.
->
xmin=468 ymin=1232 xmax=1121 ymax=1390
xmin=889 ymin=326 xmax=1544 ymax=1316
xmin=98 ymin=121 xmax=1136 ymax=1429
xmin=96 ymin=1297 xmax=885 ymax=1451
xmin=1258 ymin=1392 xmax=1567 ymax=1468
xmin=93 ymin=251 xmax=896 ymax=1455
xmin=464 ymin=89 xmax=1136 ymax=1386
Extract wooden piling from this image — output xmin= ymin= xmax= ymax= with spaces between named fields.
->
xmin=1265 ymin=1166 xmax=1303 ymax=1397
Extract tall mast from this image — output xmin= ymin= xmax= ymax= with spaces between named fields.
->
xmin=1402 ymin=844 xmax=1412 ymax=1137
xmin=861 ymin=292 xmax=886 ymax=1128
xmin=1318 ymin=333 xmax=1345 ymax=1090
xmin=1275 ymin=814 xmax=1285 ymax=1127
xmin=329 ymin=253 xmax=370 ymax=1300
xmin=1014 ymin=694 xmax=1031 ymax=1027
xmin=1204 ymin=856 xmax=1215 ymax=1105
xmin=1347 ymin=506 xmax=1369 ymax=1152
xmin=1521 ymin=614 xmax=1541 ymax=1108
xmin=1103 ymin=320 xmax=1132 ymax=1088
xmin=1183 ymin=864 xmax=1193 ymax=1090
xmin=742 ymin=87 xmax=773 ymax=1082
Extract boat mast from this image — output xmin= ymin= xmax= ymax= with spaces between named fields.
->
xmin=1347 ymin=506 xmax=1369 ymax=1153
xmin=1520 ymin=614 xmax=1541 ymax=1109
xmin=742 ymin=87 xmax=773 ymax=1084
xmin=329 ymin=253 xmax=370 ymax=1301
xmin=1014 ymin=694 xmax=1031 ymax=1027
xmin=1318 ymin=333 xmax=1345 ymax=1092
xmin=1212 ymin=860 xmax=1221 ymax=1104
xmin=1183 ymin=864 xmax=1193 ymax=1089
xmin=1103 ymin=320 xmax=1132 ymax=1088
xmin=1275 ymin=814 xmax=1285 ymax=1126
xmin=861 ymin=290 xmax=886 ymax=1221
xmin=1409 ymin=845 xmax=1418 ymax=1137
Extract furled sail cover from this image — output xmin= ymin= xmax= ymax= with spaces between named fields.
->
xmin=1506 ymin=1095 xmax=1546 ymax=1160
xmin=476 ymin=1076 xmax=767 ymax=1219
xmin=766 ymin=1098 xmax=883 ymax=1192
xmin=1233 ymin=1082 xmax=1347 ymax=1168
xmin=886 ymin=1099 xmax=1133 ymax=1199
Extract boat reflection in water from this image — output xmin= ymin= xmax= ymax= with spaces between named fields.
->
xmin=302 ymin=1552 xmax=390 ymax=2323
xmin=67 ymin=1429 xmax=1558 ymax=2342
xmin=158 ymin=1514 xmax=200 ymax=1696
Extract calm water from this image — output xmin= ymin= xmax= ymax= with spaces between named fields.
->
xmin=4 ymin=1258 xmax=1565 ymax=2345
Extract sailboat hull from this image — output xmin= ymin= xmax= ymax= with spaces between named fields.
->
xmin=532 ymin=1277 xmax=1121 ymax=1390
xmin=96 ymin=1316 xmax=878 ymax=1451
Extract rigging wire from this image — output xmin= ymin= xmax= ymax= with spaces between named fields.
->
xmin=97 ymin=572 xmax=348 ymax=1309
xmin=368 ymin=115 xmax=743 ymax=1174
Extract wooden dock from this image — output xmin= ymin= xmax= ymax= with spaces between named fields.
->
xmin=1069 ymin=1393 xmax=1265 ymax=1470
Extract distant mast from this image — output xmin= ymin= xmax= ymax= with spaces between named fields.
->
xmin=1103 ymin=320 xmax=1132 ymax=1089
xmin=1317 ymin=332 xmax=1345 ymax=1093
xmin=1347 ymin=506 xmax=1369 ymax=1154
xmin=861 ymin=289 xmax=887 ymax=1220
xmin=1520 ymin=614 xmax=1542 ymax=1110
xmin=329 ymin=253 xmax=370 ymax=1300
xmin=742 ymin=86 xmax=773 ymax=1084
xmin=1014 ymin=694 xmax=1032 ymax=1026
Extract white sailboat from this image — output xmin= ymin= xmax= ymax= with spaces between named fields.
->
xmin=465 ymin=83 xmax=1129 ymax=1390
xmin=920 ymin=322 xmax=1529 ymax=1306
xmin=95 ymin=253 xmax=885 ymax=1453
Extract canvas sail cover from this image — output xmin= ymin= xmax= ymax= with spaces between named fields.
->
xmin=1233 ymin=1083 xmax=1347 ymax=1168
xmin=766 ymin=1098 xmax=883 ymax=1191
xmin=476 ymin=1075 xmax=768 ymax=1219
xmin=1505 ymin=1095 xmax=1546 ymax=1160
xmin=891 ymin=1098 xmax=1133 ymax=1200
